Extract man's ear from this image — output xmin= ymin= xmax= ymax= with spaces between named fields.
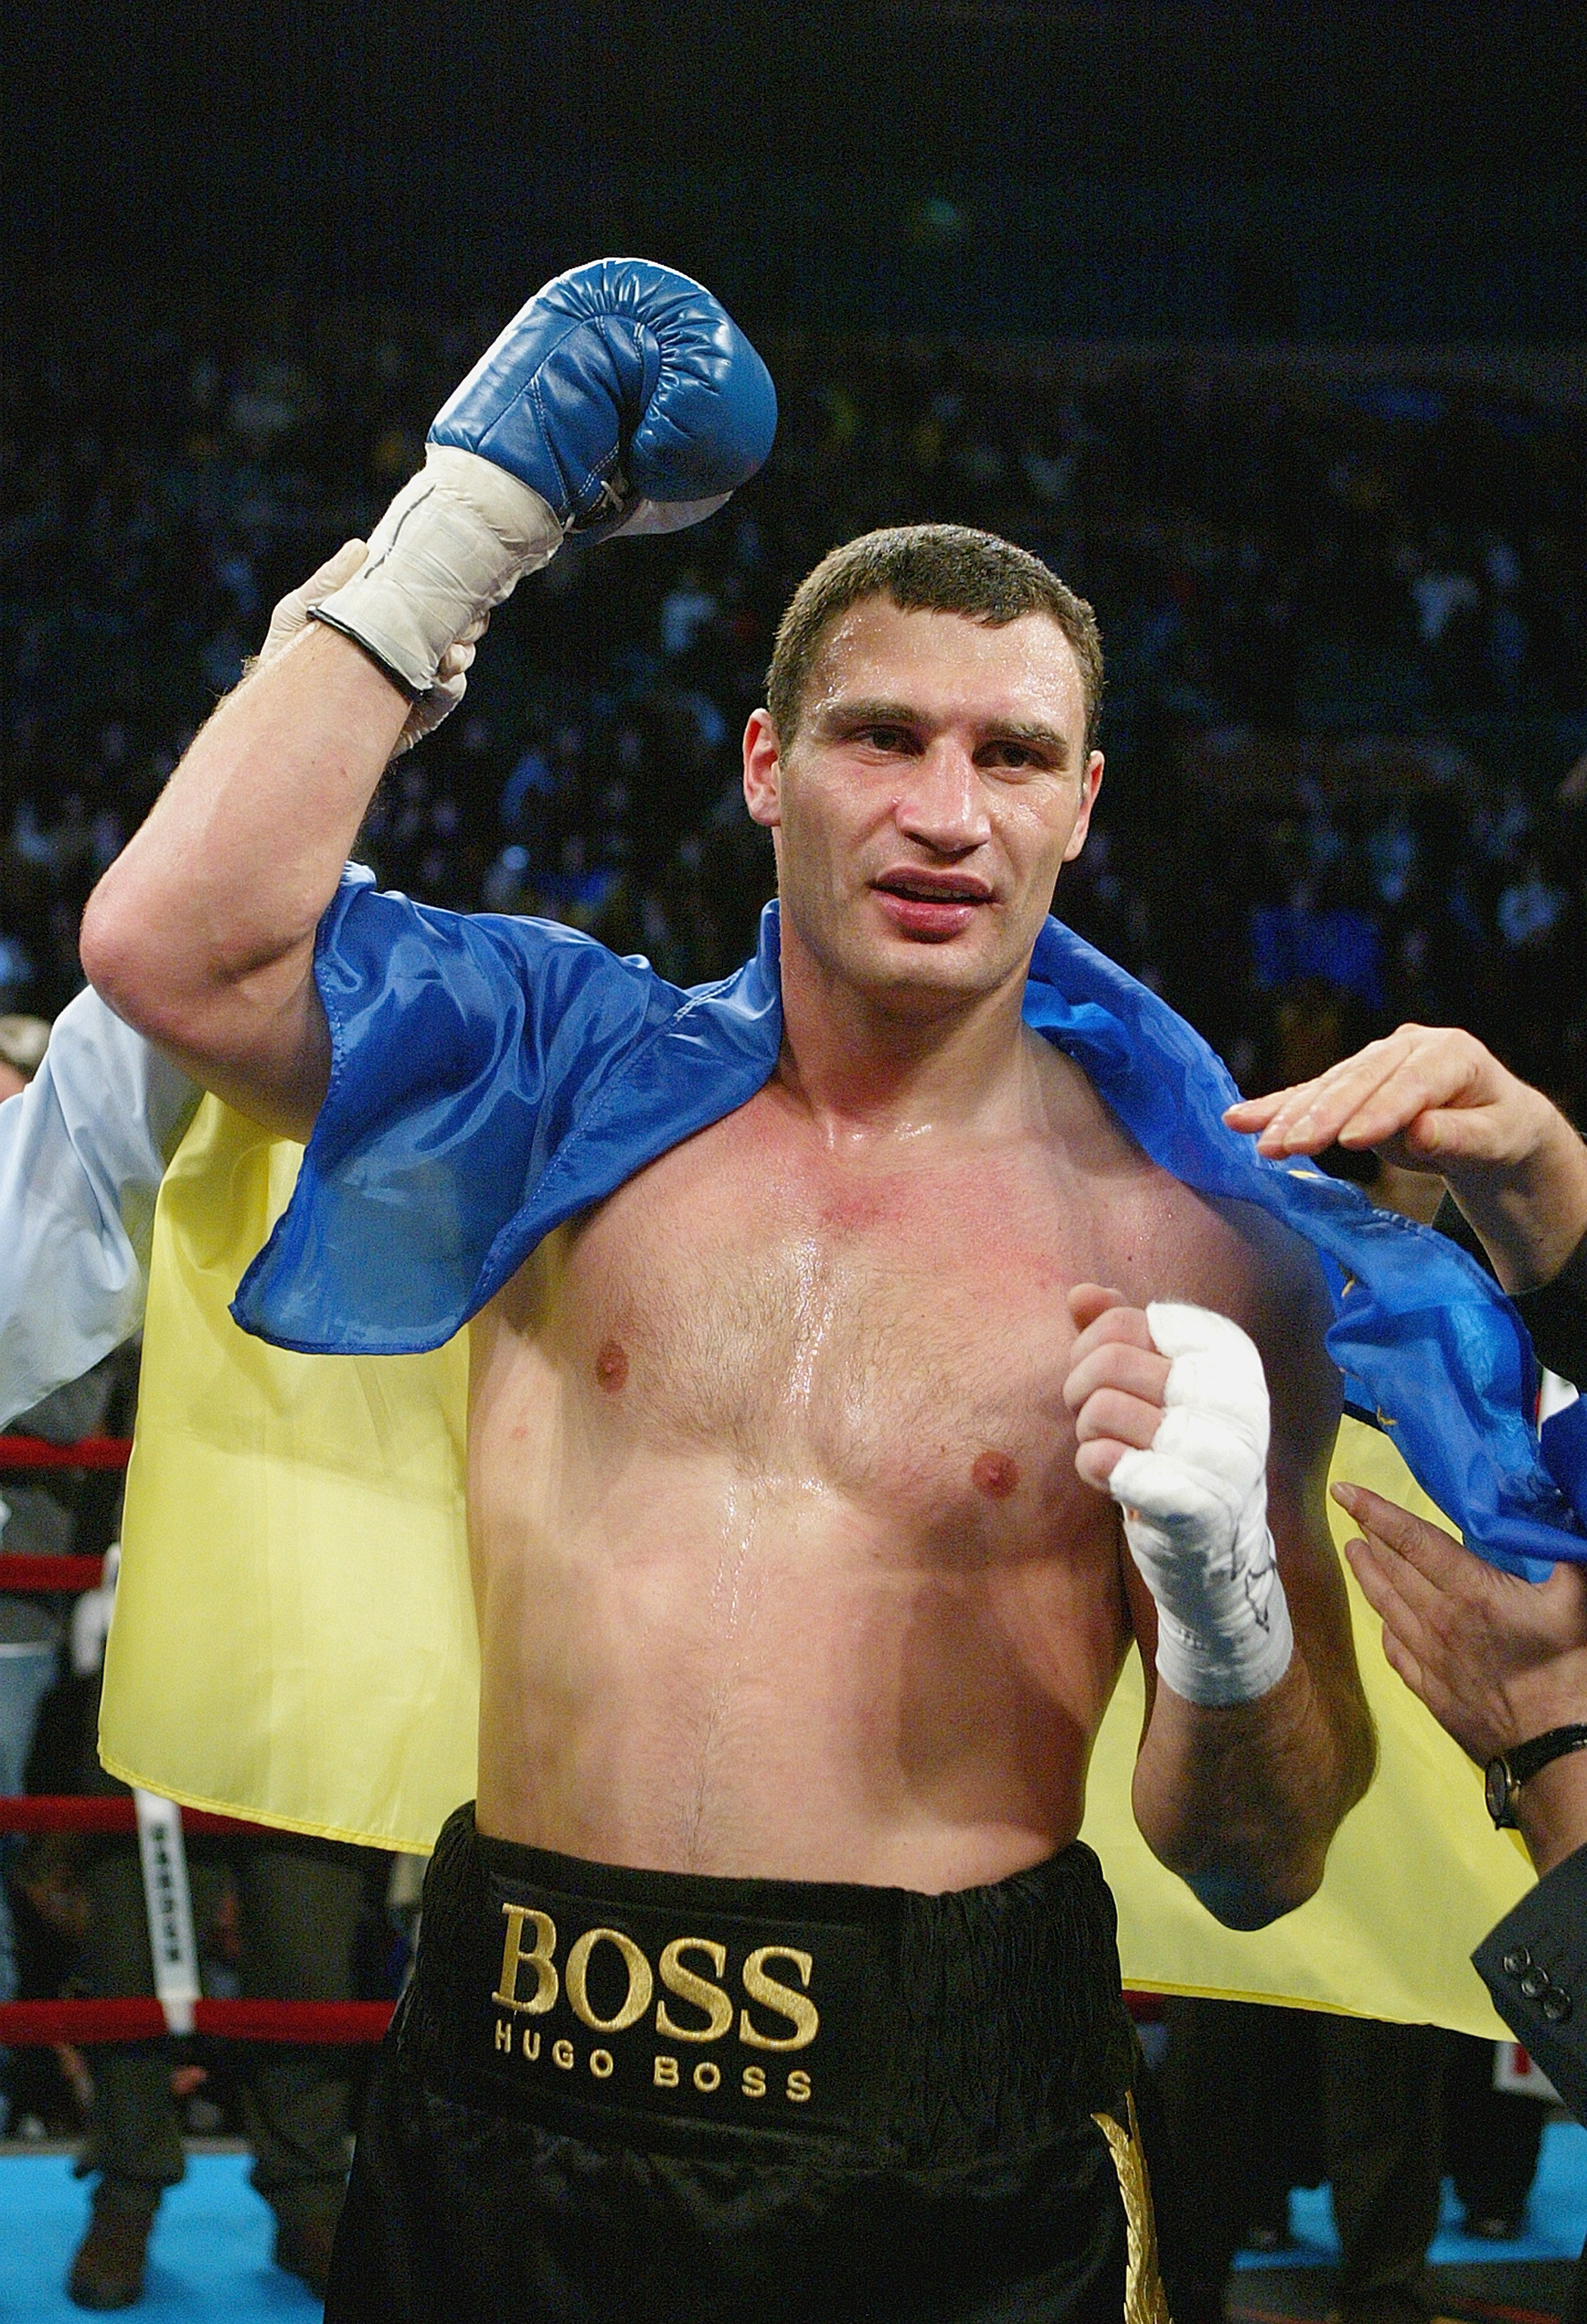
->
xmin=1062 ymin=750 xmax=1104 ymax=863
xmin=742 ymin=708 xmax=783 ymax=829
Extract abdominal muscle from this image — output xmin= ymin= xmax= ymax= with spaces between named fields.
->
xmin=469 ymin=1432 xmax=1126 ymax=1892
xmin=461 ymin=1029 xmax=1297 ymax=1891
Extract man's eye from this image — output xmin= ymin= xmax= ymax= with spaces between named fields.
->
xmin=859 ymin=726 xmax=911 ymax=751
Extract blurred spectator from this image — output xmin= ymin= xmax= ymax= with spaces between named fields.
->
xmin=0 ymin=1014 xmax=70 ymax=2126
xmin=60 ymin=1388 xmax=375 ymax=2306
xmin=1157 ymin=1998 xmax=1448 ymax=2324
xmin=2 ymin=287 xmax=1585 ymax=1112
xmin=68 ymin=1794 xmax=372 ymax=2305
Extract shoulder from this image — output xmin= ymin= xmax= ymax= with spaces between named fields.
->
xmin=1026 ymin=1029 xmax=1339 ymax=1445
xmin=1194 ymin=1195 xmax=1333 ymax=1340
xmin=1201 ymin=1196 xmax=1341 ymax=1469
xmin=1029 ymin=1032 xmax=1331 ymax=1326
xmin=1131 ymin=1186 xmax=1339 ymax=1465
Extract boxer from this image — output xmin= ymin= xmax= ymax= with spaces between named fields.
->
xmin=81 ymin=261 xmax=1373 ymax=2322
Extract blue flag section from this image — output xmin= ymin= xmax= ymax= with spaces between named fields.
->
xmin=1021 ymin=920 xmax=1587 ymax=1579
xmin=233 ymin=873 xmax=1586 ymax=1578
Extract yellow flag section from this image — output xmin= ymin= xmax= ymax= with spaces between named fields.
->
xmin=100 ymin=1097 xmax=476 ymax=1850
xmin=1081 ymin=1410 xmax=1531 ymax=2037
xmin=105 ymin=1100 xmax=1531 ymax=2029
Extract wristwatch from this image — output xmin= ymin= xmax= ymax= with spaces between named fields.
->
xmin=1485 ymin=1724 xmax=1587 ymax=1828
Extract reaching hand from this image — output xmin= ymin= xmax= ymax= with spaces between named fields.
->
xmin=1223 ymin=1023 xmax=1552 ymax=1173
xmin=1224 ymin=1024 xmax=1587 ymax=1290
xmin=1336 ymin=1480 xmax=1587 ymax=1766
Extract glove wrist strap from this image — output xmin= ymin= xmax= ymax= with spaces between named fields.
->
xmin=307 ymin=607 xmax=423 ymax=701
xmin=312 ymin=447 xmax=561 ymax=693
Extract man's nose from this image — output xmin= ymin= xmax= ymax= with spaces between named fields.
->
xmin=895 ymin=743 xmax=991 ymax=854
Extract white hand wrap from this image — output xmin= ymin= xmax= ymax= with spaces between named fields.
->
xmin=251 ymin=542 xmax=484 ymax=757
xmin=1109 ymin=1302 xmax=1293 ymax=1708
xmin=311 ymin=445 xmax=563 ymax=694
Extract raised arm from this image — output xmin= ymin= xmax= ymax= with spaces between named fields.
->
xmin=1066 ymin=1262 xmax=1373 ymax=1928
xmin=81 ymin=616 xmax=411 ymax=1139
xmin=1225 ymin=1025 xmax=1587 ymax=1296
xmin=80 ymin=261 xmax=776 ymax=1143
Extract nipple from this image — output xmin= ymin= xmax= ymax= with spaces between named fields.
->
xmin=594 ymin=1340 xmax=629 ymax=1394
xmin=971 ymin=1450 xmax=1020 ymax=1501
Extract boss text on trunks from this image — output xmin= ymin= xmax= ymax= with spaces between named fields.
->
xmin=491 ymin=1903 xmax=820 ymax=2113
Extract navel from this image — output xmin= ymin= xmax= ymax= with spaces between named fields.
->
xmin=594 ymin=1339 xmax=629 ymax=1393
xmin=972 ymin=1449 xmax=1020 ymax=1501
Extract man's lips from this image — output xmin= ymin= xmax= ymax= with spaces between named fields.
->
xmin=870 ymin=870 xmax=994 ymax=939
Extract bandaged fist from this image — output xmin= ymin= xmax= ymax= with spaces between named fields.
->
xmin=1065 ymin=1285 xmax=1293 ymax=1708
xmin=1064 ymin=1288 xmax=1173 ymax=1488
xmin=248 ymin=541 xmax=484 ymax=758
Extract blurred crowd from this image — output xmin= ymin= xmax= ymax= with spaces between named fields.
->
xmin=3 ymin=277 xmax=1587 ymax=2307
xmin=2 ymin=280 xmax=1585 ymax=1120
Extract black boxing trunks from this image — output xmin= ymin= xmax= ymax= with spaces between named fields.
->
xmin=326 ymin=1807 xmax=1167 ymax=2324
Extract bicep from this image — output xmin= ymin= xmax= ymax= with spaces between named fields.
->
xmin=155 ymin=974 xmax=332 ymax=1146
xmin=1190 ymin=1199 xmax=1354 ymax=1648
xmin=1240 ymin=1226 xmax=1361 ymax=1681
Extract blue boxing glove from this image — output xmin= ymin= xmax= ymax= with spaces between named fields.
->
xmin=432 ymin=258 xmax=776 ymax=539
xmin=312 ymin=260 xmax=776 ymax=695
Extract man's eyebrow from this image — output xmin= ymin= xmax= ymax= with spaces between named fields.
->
xmin=811 ymin=696 xmax=925 ymax=733
xmin=982 ymin=719 xmax=1072 ymax=763
xmin=814 ymin=698 xmax=1073 ymax=761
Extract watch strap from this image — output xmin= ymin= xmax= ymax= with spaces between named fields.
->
xmin=1508 ymin=1724 xmax=1587 ymax=1788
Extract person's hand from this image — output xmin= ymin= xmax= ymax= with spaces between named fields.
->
xmin=1066 ymin=1285 xmax=1292 ymax=1708
xmin=1064 ymin=1284 xmax=1170 ymax=1489
xmin=1224 ymin=1026 xmax=1587 ymax=1291
xmin=246 ymin=541 xmax=485 ymax=759
xmin=1336 ymin=1481 xmax=1587 ymax=1763
xmin=1224 ymin=1023 xmax=1554 ymax=1173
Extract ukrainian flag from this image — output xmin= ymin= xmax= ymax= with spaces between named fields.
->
xmin=102 ymin=1096 xmax=1532 ymax=2038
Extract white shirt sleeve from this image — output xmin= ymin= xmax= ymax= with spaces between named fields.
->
xmin=0 ymin=989 xmax=201 ymax=1426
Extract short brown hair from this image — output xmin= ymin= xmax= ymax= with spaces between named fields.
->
xmin=765 ymin=524 xmax=1104 ymax=751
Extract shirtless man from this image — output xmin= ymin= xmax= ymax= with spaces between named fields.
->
xmin=80 ymin=263 xmax=1373 ymax=2322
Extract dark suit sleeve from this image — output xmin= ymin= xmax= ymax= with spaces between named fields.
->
xmin=1474 ymin=1845 xmax=1587 ymax=2122
xmin=1515 ymin=1233 xmax=1587 ymax=1388
xmin=1433 ymin=1198 xmax=1587 ymax=1388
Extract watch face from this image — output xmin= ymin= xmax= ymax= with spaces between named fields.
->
xmin=1485 ymin=1758 xmax=1513 ymax=1826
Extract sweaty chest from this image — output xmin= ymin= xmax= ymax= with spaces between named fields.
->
xmin=495 ymin=1106 xmax=1176 ymax=1534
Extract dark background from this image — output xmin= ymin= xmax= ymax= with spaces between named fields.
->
xmin=8 ymin=0 xmax=1587 ymax=339
xmin=2 ymin=2 xmax=1585 ymax=1109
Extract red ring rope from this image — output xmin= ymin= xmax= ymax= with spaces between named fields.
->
xmin=0 ymin=1435 xmax=131 ymax=1470
xmin=1 ymin=1798 xmax=398 ymax=2044
xmin=0 ymin=1999 xmax=394 ymax=2044
xmin=0 ymin=1435 xmax=130 ymax=1591
xmin=0 ymin=1796 xmax=271 ymax=1838
xmin=0 ymin=1556 xmax=105 ymax=1591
